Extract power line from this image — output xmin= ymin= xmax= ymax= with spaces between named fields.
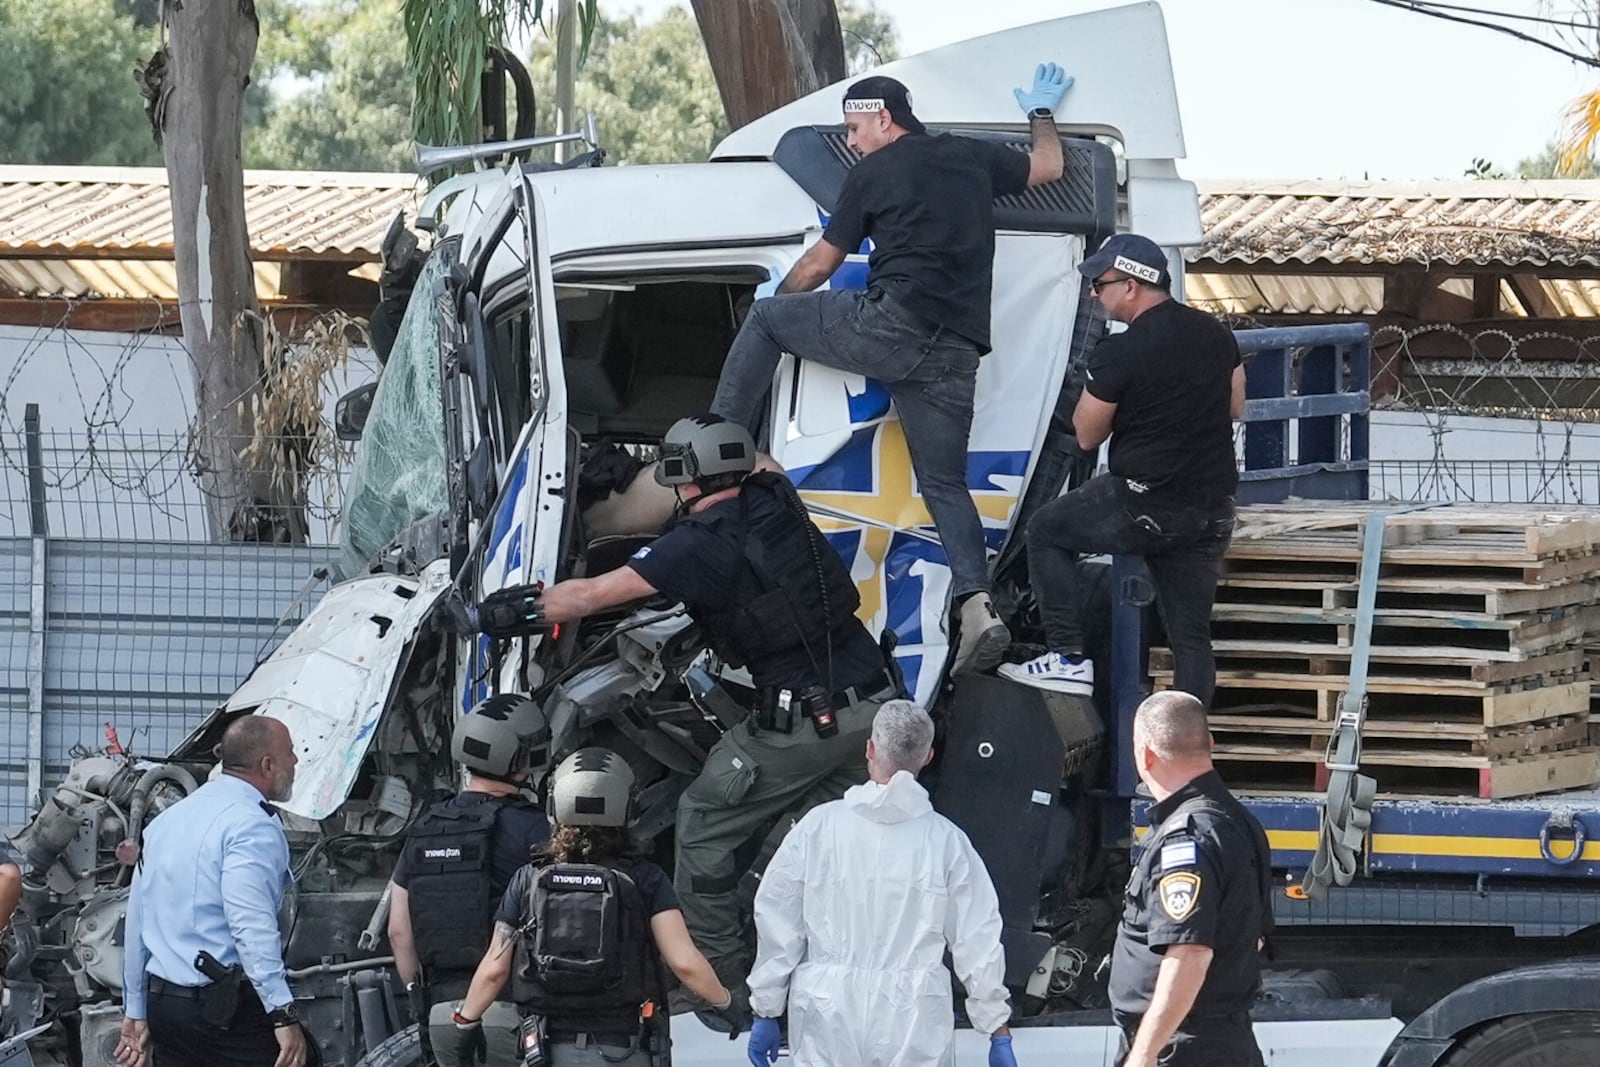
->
xmin=1403 ymin=0 xmax=1598 ymax=31
xmin=1363 ymin=0 xmax=1600 ymax=67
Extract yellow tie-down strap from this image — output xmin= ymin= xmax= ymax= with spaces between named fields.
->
xmin=1133 ymin=825 xmax=1600 ymax=864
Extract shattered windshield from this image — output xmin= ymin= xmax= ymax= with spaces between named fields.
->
xmin=338 ymin=253 xmax=450 ymax=577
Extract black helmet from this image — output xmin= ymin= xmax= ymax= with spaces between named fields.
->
xmin=655 ymin=414 xmax=756 ymax=489
xmin=548 ymin=748 xmax=636 ymax=827
xmin=452 ymin=694 xmax=548 ymax=781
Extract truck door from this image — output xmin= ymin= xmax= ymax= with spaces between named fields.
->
xmin=451 ymin=167 xmax=570 ymax=708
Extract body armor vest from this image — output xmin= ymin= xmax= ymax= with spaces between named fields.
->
xmin=510 ymin=862 xmax=661 ymax=1034
xmin=679 ymin=473 xmax=861 ymax=680
xmin=402 ymin=794 xmax=529 ymax=975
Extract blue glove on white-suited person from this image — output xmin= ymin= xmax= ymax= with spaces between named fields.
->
xmin=747 ymin=1017 xmax=781 ymax=1066
xmin=1014 ymin=61 xmax=1073 ymax=115
xmin=990 ymin=1032 xmax=1019 ymax=1067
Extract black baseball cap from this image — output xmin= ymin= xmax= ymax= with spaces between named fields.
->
xmin=842 ymin=76 xmax=926 ymax=135
xmin=1077 ymin=233 xmax=1172 ymax=289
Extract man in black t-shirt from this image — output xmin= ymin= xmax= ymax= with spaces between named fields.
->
xmin=1000 ymin=234 xmax=1243 ymax=706
xmin=1111 ymin=693 xmax=1270 ymax=1067
xmin=711 ymin=66 xmax=1073 ymax=679
xmin=485 ymin=415 xmax=899 ymax=988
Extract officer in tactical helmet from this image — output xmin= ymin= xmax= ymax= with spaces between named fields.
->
xmin=457 ymin=414 xmax=900 ymax=992
xmin=442 ymin=748 xmax=737 ymax=1066
xmin=388 ymin=695 xmax=552 ymax=1065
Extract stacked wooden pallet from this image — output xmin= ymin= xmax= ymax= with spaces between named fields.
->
xmin=1148 ymin=502 xmax=1600 ymax=799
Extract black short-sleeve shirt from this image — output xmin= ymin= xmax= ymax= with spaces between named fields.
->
xmin=625 ymin=492 xmax=886 ymax=692
xmin=1110 ymin=771 xmax=1273 ymax=1017
xmin=392 ymin=792 xmax=550 ymax=902
xmin=822 ymin=133 xmax=1031 ymax=353
xmin=494 ymin=859 xmax=679 ymax=928
xmin=1084 ymin=299 xmax=1241 ymax=502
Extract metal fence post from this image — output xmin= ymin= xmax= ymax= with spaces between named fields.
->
xmin=23 ymin=404 xmax=48 ymax=809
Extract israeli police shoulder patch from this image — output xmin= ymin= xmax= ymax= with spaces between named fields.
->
xmin=1157 ymin=871 xmax=1202 ymax=921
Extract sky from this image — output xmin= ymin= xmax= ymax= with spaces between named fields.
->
xmin=618 ymin=0 xmax=1598 ymax=179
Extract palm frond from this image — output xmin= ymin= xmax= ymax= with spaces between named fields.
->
xmin=1558 ymin=86 xmax=1600 ymax=175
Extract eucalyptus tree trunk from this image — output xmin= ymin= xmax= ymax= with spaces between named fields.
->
xmin=691 ymin=0 xmax=847 ymax=130
xmin=143 ymin=0 xmax=307 ymax=541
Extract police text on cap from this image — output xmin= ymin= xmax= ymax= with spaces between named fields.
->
xmin=844 ymin=98 xmax=887 ymax=112
xmin=1113 ymin=255 xmax=1163 ymax=284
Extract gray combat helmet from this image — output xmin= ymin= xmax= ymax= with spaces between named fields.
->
xmin=549 ymin=748 xmax=636 ymax=827
xmin=452 ymin=695 xmax=544 ymax=782
xmin=655 ymin=414 xmax=756 ymax=488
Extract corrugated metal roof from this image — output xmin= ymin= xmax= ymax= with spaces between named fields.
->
xmin=0 ymin=258 xmax=281 ymax=302
xmin=1187 ymin=271 xmax=1600 ymax=318
xmin=1195 ymin=179 xmax=1600 ymax=269
xmin=0 ymin=165 xmax=419 ymax=261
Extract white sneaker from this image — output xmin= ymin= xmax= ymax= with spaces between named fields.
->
xmin=998 ymin=652 xmax=1094 ymax=695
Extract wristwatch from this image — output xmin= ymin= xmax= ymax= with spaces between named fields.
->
xmin=1028 ymin=107 xmax=1053 ymax=120
xmin=267 ymin=1003 xmax=300 ymax=1029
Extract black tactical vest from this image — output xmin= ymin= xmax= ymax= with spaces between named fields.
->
xmin=678 ymin=473 xmax=861 ymax=678
xmin=510 ymin=862 xmax=661 ymax=1034
xmin=402 ymin=794 xmax=527 ymax=975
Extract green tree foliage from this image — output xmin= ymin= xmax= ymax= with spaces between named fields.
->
xmin=522 ymin=1 xmax=898 ymax=166
xmin=247 ymin=0 xmax=413 ymax=171
xmin=1515 ymin=142 xmax=1600 ymax=179
xmin=0 ymin=0 xmax=160 ymax=165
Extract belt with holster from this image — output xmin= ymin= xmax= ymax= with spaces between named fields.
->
xmin=752 ymin=671 xmax=895 ymax=733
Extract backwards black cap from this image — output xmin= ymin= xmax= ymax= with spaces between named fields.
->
xmin=842 ymin=76 xmax=926 ymax=135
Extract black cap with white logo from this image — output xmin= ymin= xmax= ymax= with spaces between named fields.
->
xmin=842 ymin=75 xmax=926 ymax=135
xmin=1077 ymin=233 xmax=1172 ymax=289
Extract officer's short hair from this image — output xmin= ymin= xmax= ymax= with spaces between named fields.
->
xmin=219 ymin=716 xmax=283 ymax=772
xmin=871 ymin=700 xmax=935 ymax=775
xmin=1134 ymin=691 xmax=1211 ymax=761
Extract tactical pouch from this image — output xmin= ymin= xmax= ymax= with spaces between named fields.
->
xmin=194 ymin=950 xmax=243 ymax=1028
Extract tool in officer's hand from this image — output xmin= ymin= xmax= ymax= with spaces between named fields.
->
xmin=684 ymin=668 xmax=747 ymax=730
xmin=193 ymin=950 xmax=243 ymax=1028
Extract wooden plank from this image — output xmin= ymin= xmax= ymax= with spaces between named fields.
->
xmin=1207 ymin=715 xmax=1592 ymax=759
xmin=1152 ymin=670 xmax=1593 ymax=712
xmin=1212 ymin=747 xmax=1600 ymax=799
xmin=1479 ymin=748 xmax=1600 ymax=799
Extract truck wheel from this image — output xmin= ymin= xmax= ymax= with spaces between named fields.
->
xmin=354 ymin=1025 xmax=425 ymax=1067
xmin=1440 ymin=1012 xmax=1600 ymax=1066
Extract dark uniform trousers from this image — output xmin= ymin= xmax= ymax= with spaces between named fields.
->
xmin=1113 ymin=1009 xmax=1264 ymax=1067
xmin=147 ymin=978 xmax=305 ymax=1067
xmin=674 ymin=692 xmax=885 ymax=976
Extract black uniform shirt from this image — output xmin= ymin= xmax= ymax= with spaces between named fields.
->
xmin=495 ymin=858 xmax=679 ymax=927
xmin=1109 ymin=771 xmax=1273 ymax=1017
xmin=626 ymin=490 xmax=885 ymax=692
xmin=391 ymin=791 xmax=551 ymax=901
xmin=1084 ymin=299 xmax=1241 ymax=502
xmin=823 ymin=132 xmax=1031 ymax=353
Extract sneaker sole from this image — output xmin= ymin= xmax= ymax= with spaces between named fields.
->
xmin=995 ymin=667 xmax=1094 ymax=696
xmin=952 ymin=622 xmax=1011 ymax=676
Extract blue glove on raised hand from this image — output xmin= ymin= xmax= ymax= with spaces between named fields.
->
xmin=1014 ymin=62 xmax=1074 ymax=116
xmin=747 ymin=1017 xmax=781 ymax=1066
xmin=989 ymin=1033 xmax=1019 ymax=1067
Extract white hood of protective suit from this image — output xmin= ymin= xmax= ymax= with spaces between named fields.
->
xmin=747 ymin=770 xmax=1011 ymax=1067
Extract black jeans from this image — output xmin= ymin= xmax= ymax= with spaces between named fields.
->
xmin=148 ymin=983 xmax=280 ymax=1067
xmin=1027 ymin=473 xmax=1235 ymax=707
xmin=1113 ymin=1010 xmax=1265 ymax=1067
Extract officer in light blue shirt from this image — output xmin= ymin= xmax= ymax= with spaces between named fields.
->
xmin=115 ymin=716 xmax=308 ymax=1067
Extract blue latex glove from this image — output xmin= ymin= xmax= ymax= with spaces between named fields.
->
xmin=747 ymin=1017 xmax=781 ymax=1066
xmin=1014 ymin=62 xmax=1074 ymax=115
xmin=989 ymin=1033 xmax=1019 ymax=1067
xmin=755 ymin=278 xmax=780 ymax=300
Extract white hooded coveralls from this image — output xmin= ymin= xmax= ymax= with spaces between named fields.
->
xmin=747 ymin=770 xmax=1011 ymax=1066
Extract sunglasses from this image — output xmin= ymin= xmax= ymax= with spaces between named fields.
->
xmin=1091 ymin=275 xmax=1135 ymax=294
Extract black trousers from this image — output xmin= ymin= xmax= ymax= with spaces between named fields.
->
xmin=147 ymin=982 xmax=279 ymax=1067
xmin=1113 ymin=1010 xmax=1265 ymax=1067
xmin=1026 ymin=474 xmax=1235 ymax=707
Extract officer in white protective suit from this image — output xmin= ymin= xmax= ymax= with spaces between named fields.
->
xmin=745 ymin=700 xmax=1018 ymax=1067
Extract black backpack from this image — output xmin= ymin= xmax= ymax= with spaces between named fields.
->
xmin=512 ymin=862 xmax=658 ymax=1030
xmin=402 ymin=796 xmax=516 ymax=974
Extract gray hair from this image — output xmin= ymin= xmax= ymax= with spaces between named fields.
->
xmin=871 ymin=699 xmax=935 ymax=775
xmin=1133 ymin=691 xmax=1211 ymax=761
xmin=219 ymin=716 xmax=284 ymax=772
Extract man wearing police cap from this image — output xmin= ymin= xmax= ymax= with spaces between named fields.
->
xmin=455 ymin=414 xmax=899 ymax=992
xmin=710 ymin=64 xmax=1073 ymax=679
xmin=1110 ymin=692 xmax=1271 ymax=1067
